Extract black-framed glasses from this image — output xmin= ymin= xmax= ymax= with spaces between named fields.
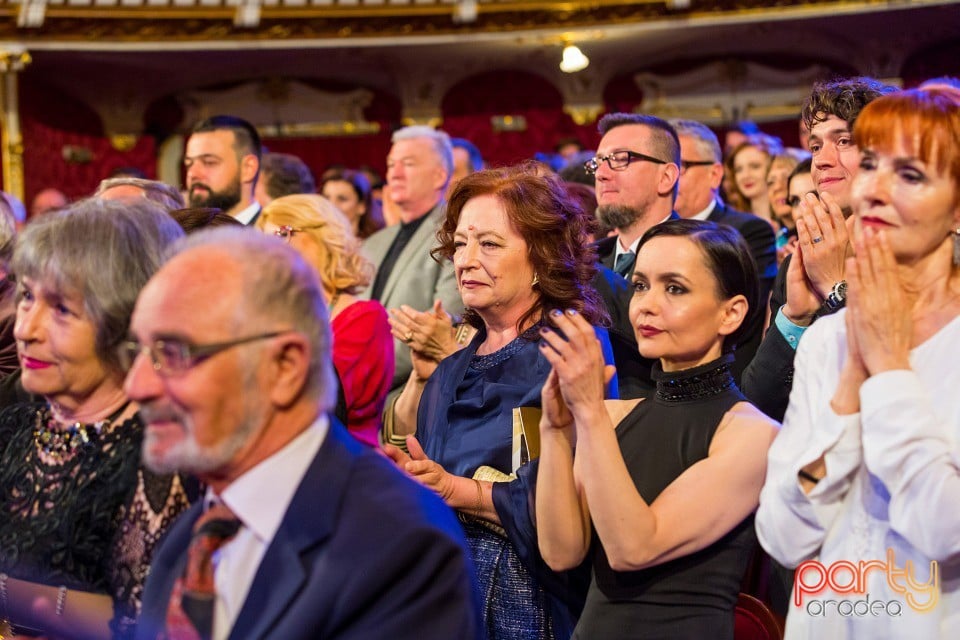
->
xmin=119 ymin=331 xmax=290 ymax=377
xmin=679 ymin=159 xmax=716 ymax=174
xmin=584 ymin=150 xmax=668 ymax=175
xmin=273 ymin=224 xmax=323 ymax=242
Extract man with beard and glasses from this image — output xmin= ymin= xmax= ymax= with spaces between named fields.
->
xmin=128 ymin=228 xmax=481 ymax=640
xmin=589 ymin=113 xmax=681 ymax=281
xmin=582 ymin=114 xmax=681 ymax=398
xmin=184 ymin=115 xmax=262 ymax=224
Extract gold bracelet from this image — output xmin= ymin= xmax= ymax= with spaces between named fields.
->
xmin=55 ymin=585 xmax=67 ymax=617
xmin=472 ymin=479 xmax=483 ymax=518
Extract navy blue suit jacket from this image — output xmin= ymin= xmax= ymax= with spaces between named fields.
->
xmin=136 ymin=420 xmax=483 ymax=640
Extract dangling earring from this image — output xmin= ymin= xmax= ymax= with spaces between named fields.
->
xmin=953 ymin=228 xmax=960 ymax=267
xmin=532 ymin=273 xmax=540 ymax=287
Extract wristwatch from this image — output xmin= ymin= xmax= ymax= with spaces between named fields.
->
xmin=824 ymin=280 xmax=848 ymax=312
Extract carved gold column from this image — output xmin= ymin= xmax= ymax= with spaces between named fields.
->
xmin=0 ymin=50 xmax=31 ymax=202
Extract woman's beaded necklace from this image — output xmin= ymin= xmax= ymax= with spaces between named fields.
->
xmin=33 ymin=401 xmax=130 ymax=463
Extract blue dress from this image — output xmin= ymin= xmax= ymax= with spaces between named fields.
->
xmin=417 ymin=324 xmax=617 ymax=640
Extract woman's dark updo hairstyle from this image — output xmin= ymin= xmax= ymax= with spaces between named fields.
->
xmin=637 ymin=218 xmax=759 ymax=352
xmin=433 ymin=161 xmax=608 ymax=331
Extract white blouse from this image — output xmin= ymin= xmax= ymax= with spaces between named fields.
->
xmin=756 ymin=309 xmax=960 ymax=639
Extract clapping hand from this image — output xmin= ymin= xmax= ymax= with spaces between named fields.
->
xmin=846 ymin=228 xmax=911 ymax=375
xmin=538 ymin=309 xmax=615 ymax=423
xmin=795 ymin=192 xmax=852 ymax=300
xmin=383 ymin=436 xmax=456 ymax=502
xmin=389 ymin=300 xmax=465 ymax=380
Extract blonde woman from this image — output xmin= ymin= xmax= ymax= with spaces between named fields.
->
xmin=728 ymin=133 xmax=784 ymax=223
xmin=258 ymin=194 xmax=394 ymax=447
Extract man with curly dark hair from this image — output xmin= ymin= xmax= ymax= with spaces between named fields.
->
xmin=742 ymin=76 xmax=897 ymax=617
xmin=744 ymin=77 xmax=898 ymax=424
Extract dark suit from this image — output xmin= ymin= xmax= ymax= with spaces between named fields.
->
xmin=595 ymin=234 xmax=623 ymax=274
xmin=137 ymin=420 xmax=482 ymax=640
xmin=741 ymin=253 xmax=842 ymax=422
xmin=705 ymin=202 xmax=778 ymax=384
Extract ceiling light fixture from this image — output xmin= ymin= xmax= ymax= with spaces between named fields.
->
xmin=560 ymin=43 xmax=589 ymax=74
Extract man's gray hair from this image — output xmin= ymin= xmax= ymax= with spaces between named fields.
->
xmin=391 ymin=125 xmax=454 ymax=190
xmin=669 ymin=119 xmax=723 ymax=164
xmin=12 ymin=197 xmax=185 ymax=372
xmin=170 ymin=228 xmax=336 ymax=412
xmin=95 ymin=177 xmax=185 ymax=211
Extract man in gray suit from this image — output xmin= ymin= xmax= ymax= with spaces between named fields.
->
xmin=361 ymin=126 xmax=464 ymax=391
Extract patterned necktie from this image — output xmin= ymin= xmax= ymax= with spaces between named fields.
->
xmin=614 ymin=251 xmax=635 ymax=278
xmin=164 ymin=503 xmax=241 ymax=640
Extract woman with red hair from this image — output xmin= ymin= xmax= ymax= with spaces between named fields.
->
xmin=757 ymin=88 xmax=960 ymax=638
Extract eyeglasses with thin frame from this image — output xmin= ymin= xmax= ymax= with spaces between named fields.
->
xmin=584 ymin=150 xmax=669 ymax=175
xmin=679 ymin=159 xmax=716 ymax=174
xmin=118 ymin=331 xmax=290 ymax=377
xmin=273 ymin=224 xmax=324 ymax=242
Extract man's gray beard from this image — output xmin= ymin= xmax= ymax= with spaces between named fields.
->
xmin=596 ymin=204 xmax=642 ymax=232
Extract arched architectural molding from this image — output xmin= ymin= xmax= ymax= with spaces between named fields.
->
xmin=634 ymin=60 xmax=832 ymax=126
xmin=178 ymin=79 xmax=380 ymax=137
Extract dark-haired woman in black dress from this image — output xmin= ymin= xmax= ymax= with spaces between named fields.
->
xmin=536 ymin=219 xmax=778 ymax=639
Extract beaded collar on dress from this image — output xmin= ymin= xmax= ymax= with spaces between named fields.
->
xmin=653 ymin=354 xmax=736 ymax=403
xmin=468 ymin=323 xmax=541 ymax=372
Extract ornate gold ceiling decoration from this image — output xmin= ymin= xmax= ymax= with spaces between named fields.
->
xmin=0 ymin=0 xmax=932 ymax=42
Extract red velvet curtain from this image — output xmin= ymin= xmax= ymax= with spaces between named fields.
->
xmin=441 ymin=70 xmax=601 ymax=167
xmin=18 ymin=77 xmax=158 ymax=208
xmin=22 ymin=117 xmax=157 ymax=205
xmin=264 ymin=130 xmax=395 ymax=185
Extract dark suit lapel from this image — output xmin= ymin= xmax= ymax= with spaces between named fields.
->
xmin=139 ymin=503 xmax=203 ymax=640
xmin=228 ymin=421 xmax=358 ymax=640
xmin=705 ymin=202 xmax=725 ymax=223
xmin=594 ymin=235 xmax=618 ymax=271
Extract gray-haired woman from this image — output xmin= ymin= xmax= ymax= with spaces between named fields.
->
xmin=0 ymin=198 xmax=199 ymax=639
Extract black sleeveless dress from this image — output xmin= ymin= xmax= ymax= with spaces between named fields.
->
xmin=573 ymin=354 xmax=756 ymax=640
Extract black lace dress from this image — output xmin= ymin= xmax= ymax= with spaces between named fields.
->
xmin=572 ymin=354 xmax=757 ymax=640
xmin=0 ymin=403 xmax=199 ymax=639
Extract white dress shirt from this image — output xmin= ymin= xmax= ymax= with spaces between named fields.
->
xmin=209 ymin=415 xmax=330 ymax=640
xmin=689 ymin=199 xmax=718 ymax=221
xmin=756 ymin=310 xmax=960 ymax=638
xmin=232 ymin=201 xmax=261 ymax=226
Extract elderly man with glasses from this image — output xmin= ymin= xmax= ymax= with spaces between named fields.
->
xmin=127 ymin=228 xmax=482 ymax=640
